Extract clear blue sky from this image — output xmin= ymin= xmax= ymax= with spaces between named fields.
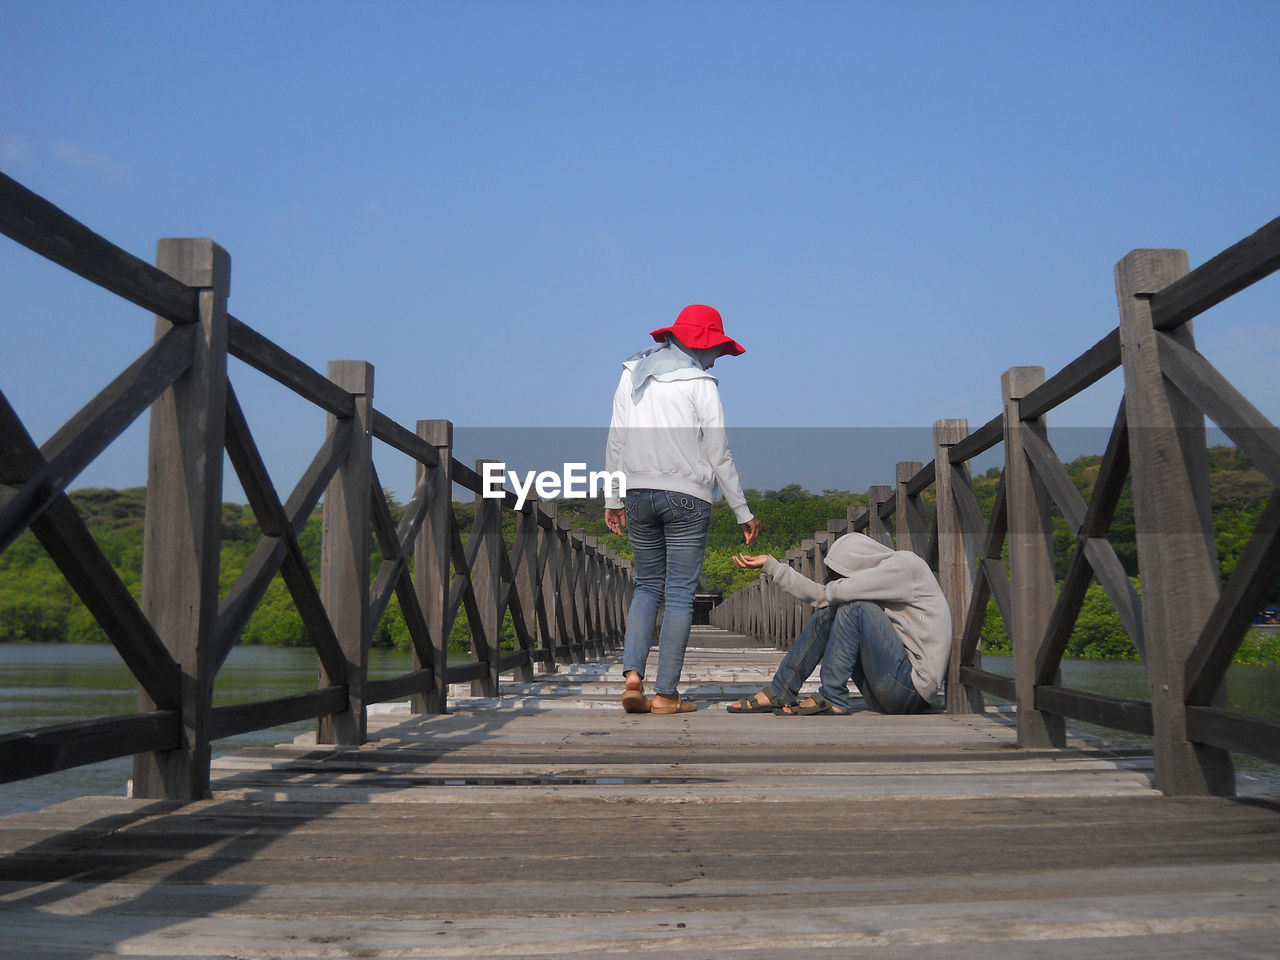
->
xmin=3 ymin=0 xmax=1278 ymax=499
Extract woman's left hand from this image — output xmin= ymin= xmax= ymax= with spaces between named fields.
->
xmin=605 ymin=507 xmax=627 ymax=535
xmin=732 ymin=553 xmax=769 ymax=569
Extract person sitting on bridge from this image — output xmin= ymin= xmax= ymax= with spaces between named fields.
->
xmin=727 ymin=532 xmax=950 ymax=716
xmin=604 ymin=304 xmax=760 ymax=715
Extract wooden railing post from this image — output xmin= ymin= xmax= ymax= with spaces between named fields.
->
xmin=539 ymin=501 xmax=564 ymax=665
xmin=848 ymin=504 xmax=867 ymax=538
xmin=762 ymin=566 xmax=775 ymax=648
xmin=515 ymin=499 xmax=542 ymax=676
xmin=603 ymin=546 xmax=619 ymax=650
xmin=317 ymin=361 xmax=374 ymax=746
xmin=814 ymin=530 xmax=833 ymax=582
xmin=621 ymin=554 xmax=634 ymax=636
xmin=583 ymin=535 xmax=602 ymax=658
xmin=604 ymin=548 xmax=624 ymax=650
xmin=780 ymin=547 xmax=800 ymax=648
xmin=596 ymin=544 xmax=616 ymax=650
xmin=575 ymin=534 xmax=589 ymax=648
xmin=614 ymin=554 xmax=630 ymax=648
xmin=747 ymin=578 xmax=757 ymax=647
xmin=132 ymin=238 xmax=229 ymax=801
xmin=1002 ymin=366 xmax=1065 ymax=748
xmin=868 ymin=485 xmax=894 ymax=546
xmin=568 ymin=525 xmax=589 ymax=659
xmin=895 ymin=461 xmax=925 ymax=555
xmin=764 ymin=580 xmax=775 ymax=643
xmin=582 ymin=532 xmax=598 ymax=655
xmin=554 ymin=514 xmax=583 ymax=663
xmin=414 ymin=419 xmax=452 ymax=713
xmin=790 ymin=561 xmax=802 ymax=646
xmin=798 ymin=538 xmax=815 ymax=583
xmin=472 ymin=459 xmax=502 ymax=697
xmin=604 ymin=545 xmax=619 ymax=649
xmin=935 ymin=419 xmax=983 ymax=715
xmin=1116 ymin=249 xmax=1234 ymax=796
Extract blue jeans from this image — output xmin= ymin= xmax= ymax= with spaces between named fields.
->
xmin=622 ymin=489 xmax=712 ymax=696
xmin=764 ymin=601 xmax=930 ymax=714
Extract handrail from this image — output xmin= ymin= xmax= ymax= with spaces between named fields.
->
xmin=0 ymin=172 xmax=197 ymax=324
xmin=1149 ymin=215 xmax=1280 ymax=331
xmin=228 ymin=317 xmax=355 ymax=417
xmin=947 ymin=413 xmax=1002 ymax=464
xmin=0 ymin=176 xmax=632 ymax=799
xmin=715 ymin=213 xmax=1280 ymax=798
xmin=1019 ymin=330 xmax=1121 ymax=422
xmin=904 ymin=461 xmax=935 ymax=497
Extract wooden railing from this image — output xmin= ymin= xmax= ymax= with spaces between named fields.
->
xmin=0 ymin=173 xmax=631 ymax=800
xmin=714 ymin=218 xmax=1280 ymax=797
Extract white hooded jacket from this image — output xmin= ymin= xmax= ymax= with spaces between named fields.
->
xmin=604 ymin=361 xmax=753 ymax=523
xmin=761 ymin=533 xmax=952 ymax=700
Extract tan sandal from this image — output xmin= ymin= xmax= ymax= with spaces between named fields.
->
xmin=650 ymin=696 xmax=696 ymax=715
xmin=622 ymin=673 xmax=650 ymax=714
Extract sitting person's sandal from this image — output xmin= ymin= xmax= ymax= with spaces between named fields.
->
xmin=726 ymin=690 xmax=783 ymax=714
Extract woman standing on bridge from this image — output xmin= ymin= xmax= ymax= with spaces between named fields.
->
xmin=604 ymin=305 xmax=760 ymax=715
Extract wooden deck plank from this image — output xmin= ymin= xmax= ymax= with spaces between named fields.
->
xmin=2 ymin=631 xmax=1278 ymax=958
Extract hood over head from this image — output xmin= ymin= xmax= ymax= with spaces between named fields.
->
xmin=822 ymin=532 xmax=897 ymax=579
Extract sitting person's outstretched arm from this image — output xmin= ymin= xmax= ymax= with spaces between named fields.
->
xmin=732 ymin=554 xmax=827 ymax=606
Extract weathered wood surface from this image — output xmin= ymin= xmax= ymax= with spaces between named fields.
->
xmin=131 ymin=239 xmax=229 ymax=801
xmin=1118 ymin=250 xmax=1235 ymax=796
xmin=2 ymin=628 xmax=1278 ymax=958
xmin=317 ymin=361 xmax=375 ymax=747
xmin=1001 ymin=366 xmax=1065 ymax=750
xmin=934 ymin=419 xmax=980 ymax=716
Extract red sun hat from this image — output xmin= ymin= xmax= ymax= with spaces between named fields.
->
xmin=649 ymin=304 xmax=746 ymax=356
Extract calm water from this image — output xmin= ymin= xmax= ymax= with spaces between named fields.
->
xmin=3 ymin=646 xmax=1278 ymax=813
xmin=981 ymin=654 xmax=1280 ymax=793
xmin=0 ymin=644 xmax=426 ymax=814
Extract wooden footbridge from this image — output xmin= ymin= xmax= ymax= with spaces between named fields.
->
xmin=3 ymin=636 xmax=1280 ymax=957
xmin=3 ymin=173 xmax=1280 ymax=956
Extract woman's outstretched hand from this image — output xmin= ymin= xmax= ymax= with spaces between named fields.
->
xmin=732 ymin=553 xmax=769 ymax=569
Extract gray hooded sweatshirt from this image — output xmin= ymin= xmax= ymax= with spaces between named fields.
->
xmin=761 ymin=533 xmax=952 ymax=700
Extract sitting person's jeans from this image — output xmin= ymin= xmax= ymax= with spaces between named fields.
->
xmin=764 ymin=600 xmax=931 ymax=714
